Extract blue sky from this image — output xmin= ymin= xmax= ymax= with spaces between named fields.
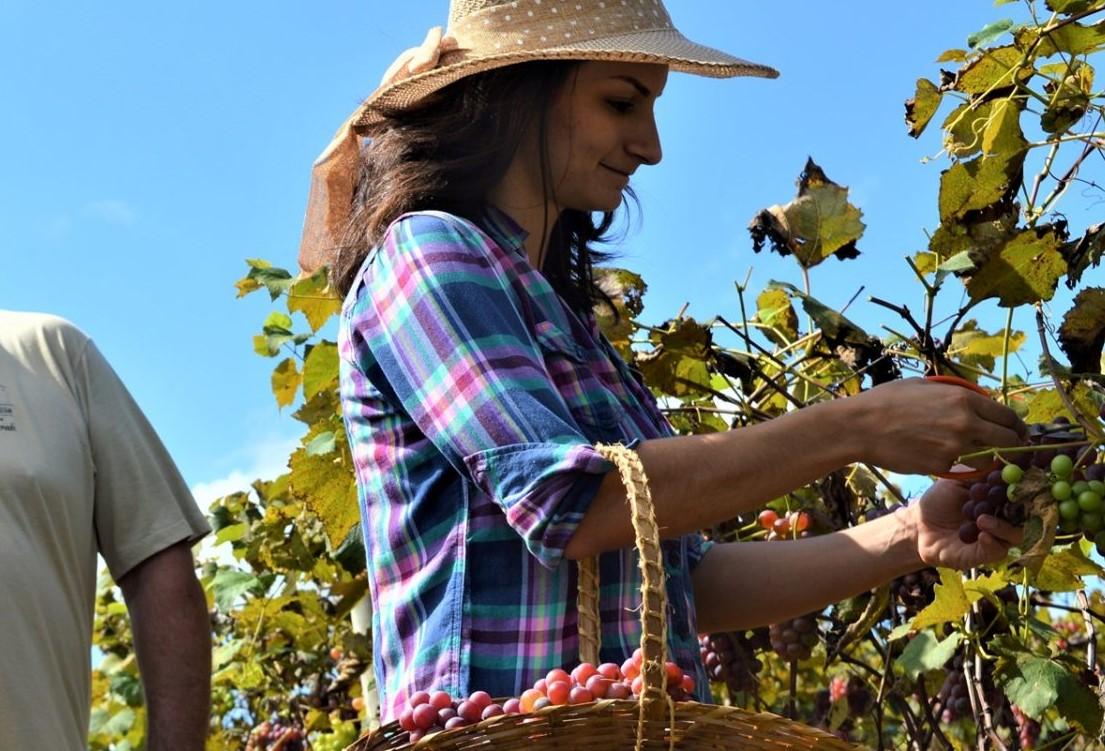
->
xmin=1 ymin=1 xmax=1092 ymax=504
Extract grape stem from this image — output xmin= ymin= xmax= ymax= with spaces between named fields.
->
xmin=915 ymin=678 xmax=955 ymax=751
xmin=1077 ymin=590 xmax=1103 ymax=682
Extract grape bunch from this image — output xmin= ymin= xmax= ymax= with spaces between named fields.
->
xmin=938 ymin=656 xmax=970 ymax=723
xmin=396 ymin=655 xmax=696 ymax=743
xmin=1011 ymin=704 xmax=1041 ymax=750
xmin=768 ymin=615 xmax=819 ymax=662
xmin=245 ymin=721 xmax=305 ymax=751
xmin=757 ymin=508 xmax=811 ymax=541
xmin=310 ymin=721 xmax=360 ymax=751
xmin=698 ymin=629 xmax=769 ymax=694
xmin=958 ymin=417 xmax=1105 ymax=547
xmin=892 ymin=567 xmax=939 ymax=614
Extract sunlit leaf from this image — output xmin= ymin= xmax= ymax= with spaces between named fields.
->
xmin=897 ymin=631 xmax=964 ymax=680
xmin=911 ymin=569 xmax=970 ymax=629
xmin=303 ymin=341 xmax=339 ymax=400
xmin=288 ymin=271 xmax=342 ymax=333
xmin=965 ymin=225 xmax=1067 ymax=307
xmin=271 ymin=357 xmax=301 ymax=408
xmin=906 ymin=78 xmax=943 ymax=138
xmin=968 ymin=19 xmax=1018 ymax=49
xmin=749 ymin=158 xmax=865 ymax=269
xmin=754 ymin=288 xmax=800 ymax=345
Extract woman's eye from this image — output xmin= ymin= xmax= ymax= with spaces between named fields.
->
xmin=607 ymin=99 xmax=634 ymax=114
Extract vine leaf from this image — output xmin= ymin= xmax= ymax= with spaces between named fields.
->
xmin=768 ymin=282 xmax=899 ymax=385
xmin=1012 ymin=469 xmax=1059 ymax=575
xmin=288 ymin=271 xmax=342 ymax=333
xmin=637 ymin=317 xmax=713 ymax=399
xmin=754 ymin=288 xmax=800 ymax=345
xmin=905 ymin=78 xmax=943 ymax=138
xmin=950 ymin=319 xmax=1026 ymax=372
xmin=968 ymin=19 xmax=1019 ymax=49
xmin=1062 ymin=222 xmax=1105 ymax=288
xmin=748 ymin=158 xmax=865 ymax=269
xmin=303 ymin=341 xmax=340 ymax=400
xmin=1058 ymin=287 xmax=1105 ymax=374
xmin=995 ymin=653 xmax=1102 ymax=734
xmin=950 ymin=45 xmax=1033 ymax=96
xmin=1034 ymin=545 xmax=1104 ymax=591
xmin=911 ymin=569 xmax=970 ymax=629
xmin=938 ymin=152 xmax=1023 ymax=222
xmin=288 ymin=446 xmax=360 ymax=550
xmin=1023 ymin=384 xmax=1101 ymax=423
xmin=964 ymin=225 xmax=1068 ymax=307
xmin=271 ymin=357 xmax=301 ymax=409
xmin=595 ymin=268 xmax=648 ymax=361
xmin=896 ymin=631 xmax=964 ymax=680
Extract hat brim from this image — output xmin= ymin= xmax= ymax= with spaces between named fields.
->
xmin=354 ymin=28 xmax=778 ymax=129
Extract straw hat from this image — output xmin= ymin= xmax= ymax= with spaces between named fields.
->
xmin=355 ymin=0 xmax=779 ymax=128
xmin=298 ymin=0 xmax=778 ymax=273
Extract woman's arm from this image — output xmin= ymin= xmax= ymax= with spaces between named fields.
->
xmin=690 ymin=480 xmax=1022 ymax=633
xmin=564 ymin=378 xmax=1024 ymax=560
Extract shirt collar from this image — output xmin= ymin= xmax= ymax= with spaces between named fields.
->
xmin=482 ymin=205 xmax=529 ymax=257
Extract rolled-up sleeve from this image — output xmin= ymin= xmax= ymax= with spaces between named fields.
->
xmin=346 ymin=212 xmax=612 ymax=568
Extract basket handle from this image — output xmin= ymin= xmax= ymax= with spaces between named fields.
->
xmin=576 ymin=443 xmax=671 ymax=726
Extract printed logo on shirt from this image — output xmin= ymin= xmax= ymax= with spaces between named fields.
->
xmin=0 ymin=384 xmax=15 ymax=433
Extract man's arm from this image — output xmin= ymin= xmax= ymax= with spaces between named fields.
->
xmin=117 ymin=540 xmax=211 ymax=751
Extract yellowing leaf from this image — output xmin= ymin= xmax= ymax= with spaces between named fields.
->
xmin=965 ymin=226 xmax=1067 ymax=307
xmin=954 ymin=45 xmax=1032 ymax=96
xmin=938 ymin=153 xmax=1021 ymax=221
xmin=981 ymin=98 xmax=1025 ymax=157
xmin=271 ymin=358 xmax=301 ymax=408
xmin=911 ymin=569 xmax=970 ymax=629
xmin=749 ymin=159 xmax=864 ymax=269
xmin=289 ymin=447 xmax=360 ymax=549
xmin=755 ymin=288 xmax=799 ymax=345
xmin=1035 ymin=545 xmax=1104 ymax=591
xmin=303 ymin=341 xmax=339 ymax=400
xmin=288 ymin=271 xmax=342 ymax=333
xmin=906 ymin=78 xmax=942 ymax=138
xmin=1023 ymin=384 xmax=1100 ymax=424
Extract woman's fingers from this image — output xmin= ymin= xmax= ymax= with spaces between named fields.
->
xmin=976 ymin=514 xmax=1024 ymax=546
xmin=968 ymin=391 xmax=1028 ymax=438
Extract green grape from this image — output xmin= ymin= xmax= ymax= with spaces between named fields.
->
xmin=1052 ymin=481 xmax=1073 ymax=502
xmin=1096 ymin=530 xmax=1105 ymax=557
xmin=1060 ymin=499 xmax=1082 ymax=520
xmin=1073 ymin=481 xmax=1091 ymax=496
xmin=1002 ymin=464 xmax=1024 ymax=485
xmin=1078 ymin=491 xmax=1103 ymax=513
xmin=1007 ymin=483 xmax=1018 ymax=500
xmin=1083 ymin=513 xmax=1104 ymax=533
xmin=1050 ymin=454 xmax=1074 ymax=478
xmin=1090 ymin=480 xmax=1105 ymax=496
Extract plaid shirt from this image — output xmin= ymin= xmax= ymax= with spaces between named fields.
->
xmin=339 ymin=208 xmax=712 ymax=721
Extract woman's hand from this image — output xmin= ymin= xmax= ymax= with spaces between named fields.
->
xmin=910 ymin=480 xmax=1024 ymax=570
xmin=848 ymin=378 xmax=1026 ymax=475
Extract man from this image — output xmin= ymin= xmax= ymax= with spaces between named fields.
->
xmin=0 ymin=310 xmax=211 ymax=750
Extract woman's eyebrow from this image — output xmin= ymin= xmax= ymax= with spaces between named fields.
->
xmin=610 ymin=75 xmax=661 ymax=98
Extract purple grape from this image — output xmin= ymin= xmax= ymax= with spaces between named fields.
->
xmin=1088 ymin=464 xmax=1105 ymax=483
xmin=969 ymin=483 xmax=989 ymax=503
xmin=987 ymin=485 xmax=1006 ymax=505
xmin=963 ymin=501 xmax=978 ymax=521
xmin=975 ymin=501 xmax=996 ymax=519
xmin=987 ymin=470 xmax=1004 ymax=486
xmin=959 ymin=522 xmax=980 ymax=544
xmin=1033 ymin=449 xmax=1057 ymax=468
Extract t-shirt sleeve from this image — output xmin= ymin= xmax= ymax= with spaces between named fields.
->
xmin=80 ymin=340 xmax=210 ymax=580
xmin=344 ymin=213 xmax=612 ymax=569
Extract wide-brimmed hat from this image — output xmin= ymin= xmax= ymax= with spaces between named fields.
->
xmin=354 ymin=0 xmax=778 ymax=129
xmin=298 ymin=0 xmax=778 ymax=272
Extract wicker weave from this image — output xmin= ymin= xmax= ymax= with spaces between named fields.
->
xmin=347 ymin=444 xmax=860 ymax=751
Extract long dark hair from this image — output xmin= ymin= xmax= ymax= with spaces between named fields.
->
xmin=331 ymin=60 xmax=628 ymax=313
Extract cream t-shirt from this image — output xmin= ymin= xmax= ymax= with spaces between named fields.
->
xmin=0 ymin=311 xmax=210 ymax=750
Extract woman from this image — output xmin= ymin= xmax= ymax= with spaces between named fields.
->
xmin=299 ymin=0 xmax=1027 ymax=722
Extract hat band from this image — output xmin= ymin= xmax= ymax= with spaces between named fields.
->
xmin=450 ymin=0 xmax=675 ymax=53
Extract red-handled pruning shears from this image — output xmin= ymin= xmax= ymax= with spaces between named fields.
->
xmin=924 ymin=374 xmax=998 ymax=482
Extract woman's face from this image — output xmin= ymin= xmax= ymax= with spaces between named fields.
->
xmin=530 ymin=61 xmax=668 ymax=213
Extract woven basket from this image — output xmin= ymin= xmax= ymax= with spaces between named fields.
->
xmin=348 ymin=444 xmax=860 ymax=751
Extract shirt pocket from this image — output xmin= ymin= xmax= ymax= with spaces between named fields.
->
xmin=534 ymin=320 xmax=624 ymax=441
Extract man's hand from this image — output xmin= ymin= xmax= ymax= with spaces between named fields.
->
xmin=912 ymin=479 xmax=1024 ymax=570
